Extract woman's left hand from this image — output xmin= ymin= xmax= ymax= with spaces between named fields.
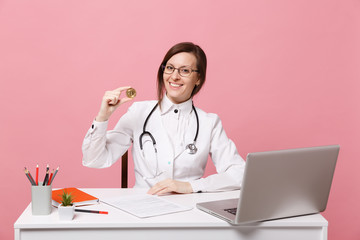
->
xmin=147 ymin=179 xmax=193 ymax=195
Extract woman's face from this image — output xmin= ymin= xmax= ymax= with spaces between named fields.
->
xmin=163 ymin=52 xmax=200 ymax=104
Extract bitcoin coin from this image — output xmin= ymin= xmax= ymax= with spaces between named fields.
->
xmin=126 ymin=88 xmax=136 ymax=98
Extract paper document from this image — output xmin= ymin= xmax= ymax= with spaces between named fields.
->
xmin=101 ymin=194 xmax=193 ymax=218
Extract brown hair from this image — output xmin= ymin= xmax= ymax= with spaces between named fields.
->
xmin=157 ymin=42 xmax=207 ymax=105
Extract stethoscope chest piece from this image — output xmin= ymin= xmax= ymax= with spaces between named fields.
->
xmin=186 ymin=143 xmax=197 ymax=154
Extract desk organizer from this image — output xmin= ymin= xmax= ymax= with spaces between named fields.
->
xmin=31 ymin=182 xmax=52 ymax=215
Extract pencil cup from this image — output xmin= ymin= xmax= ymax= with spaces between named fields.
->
xmin=31 ymin=183 xmax=52 ymax=215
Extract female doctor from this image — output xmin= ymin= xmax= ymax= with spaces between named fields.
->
xmin=82 ymin=42 xmax=245 ymax=195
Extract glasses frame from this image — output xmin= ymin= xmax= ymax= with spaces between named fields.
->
xmin=161 ymin=64 xmax=199 ymax=77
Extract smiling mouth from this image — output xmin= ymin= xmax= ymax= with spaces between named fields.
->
xmin=169 ymin=82 xmax=183 ymax=87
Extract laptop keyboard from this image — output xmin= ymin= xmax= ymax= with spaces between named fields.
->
xmin=224 ymin=208 xmax=237 ymax=215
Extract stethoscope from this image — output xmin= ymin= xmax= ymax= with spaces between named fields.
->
xmin=139 ymin=102 xmax=199 ymax=154
xmin=137 ymin=102 xmax=199 ymax=180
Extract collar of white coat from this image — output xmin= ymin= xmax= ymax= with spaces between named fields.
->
xmin=160 ymin=94 xmax=193 ymax=117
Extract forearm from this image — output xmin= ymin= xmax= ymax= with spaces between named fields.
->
xmin=82 ymin=121 xmax=112 ymax=168
xmin=190 ymin=164 xmax=245 ymax=192
xmin=82 ymin=120 xmax=131 ymax=168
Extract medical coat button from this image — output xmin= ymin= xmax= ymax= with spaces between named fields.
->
xmin=174 ymin=109 xmax=178 ymax=113
xmin=168 ymin=161 xmax=171 ymax=165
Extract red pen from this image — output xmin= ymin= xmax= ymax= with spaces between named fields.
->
xmin=75 ymin=209 xmax=108 ymax=214
xmin=47 ymin=169 xmax=54 ymax=185
xmin=36 ymin=164 xmax=39 ymax=186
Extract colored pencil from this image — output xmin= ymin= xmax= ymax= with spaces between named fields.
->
xmin=50 ymin=166 xmax=59 ymax=185
xmin=47 ymin=169 xmax=54 ymax=185
xmin=43 ymin=169 xmax=49 ymax=186
xmin=26 ymin=167 xmax=36 ymax=185
xmin=24 ymin=168 xmax=36 ymax=185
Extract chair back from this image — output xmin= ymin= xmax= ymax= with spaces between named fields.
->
xmin=121 ymin=151 xmax=128 ymax=188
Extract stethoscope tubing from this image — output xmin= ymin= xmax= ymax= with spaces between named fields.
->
xmin=139 ymin=103 xmax=159 ymax=151
xmin=139 ymin=102 xmax=199 ymax=151
xmin=137 ymin=102 xmax=199 ymax=180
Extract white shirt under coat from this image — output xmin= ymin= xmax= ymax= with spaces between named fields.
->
xmin=82 ymin=95 xmax=245 ymax=192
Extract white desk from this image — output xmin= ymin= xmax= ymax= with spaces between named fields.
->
xmin=14 ymin=188 xmax=328 ymax=240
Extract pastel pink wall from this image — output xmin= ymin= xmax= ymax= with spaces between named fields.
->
xmin=0 ymin=0 xmax=359 ymax=239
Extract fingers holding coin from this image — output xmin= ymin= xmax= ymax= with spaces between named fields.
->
xmin=112 ymin=86 xmax=137 ymax=99
xmin=97 ymin=86 xmax=136 ymax=122
xmin=108 ymin=86 xmax=136 ymax=104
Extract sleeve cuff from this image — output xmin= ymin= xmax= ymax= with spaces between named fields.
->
xmin=89 ymin=120 xmax=109 ymax=134
xmin=190 ymin=179 xmax=206 ymax=193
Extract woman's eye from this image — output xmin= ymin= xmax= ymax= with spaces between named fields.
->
xmin=181 ymin=68 xmax=190 ymax=73
xmin=166 ymin=66 xmax=174 ymax=70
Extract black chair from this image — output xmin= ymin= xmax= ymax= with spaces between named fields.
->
xmin=121 ymin=151 xmax=128 ymax=188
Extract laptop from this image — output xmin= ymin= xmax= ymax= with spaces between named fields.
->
xmin=196 ymin=145 xmax=339 ymax=224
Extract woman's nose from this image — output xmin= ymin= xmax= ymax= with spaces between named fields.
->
xmin=171 ymin=69 xmax=181 ymax=80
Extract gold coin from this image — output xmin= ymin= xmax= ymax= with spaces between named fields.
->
xmin=126 ymin=88 xmax=137 ymax=98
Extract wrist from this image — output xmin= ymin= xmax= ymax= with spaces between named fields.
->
xmin=185 ymin=182 xmax=193 ymax=194
xmin=95 ymin=114 xmax=109 ymax=122
xmin=188 ymin=183 xmax=194 ymax=193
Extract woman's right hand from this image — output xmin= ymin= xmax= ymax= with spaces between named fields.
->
xmin=95 ymin=86 xmax=134 ymax=122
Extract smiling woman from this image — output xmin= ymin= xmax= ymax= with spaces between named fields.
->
xmin=161 ymin=52 xmax=200 ymax=104
xmin=157 ymin=42 xmax=207 ymax=106
xmin=82 ymin=42 xmax=246 ymax=196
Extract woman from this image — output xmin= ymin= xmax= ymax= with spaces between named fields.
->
xmin=82 ymin=42 xmax=245 ymax=195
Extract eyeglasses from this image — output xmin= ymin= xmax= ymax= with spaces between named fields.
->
xmin=162 ymin=64 xmax=199 ymax=77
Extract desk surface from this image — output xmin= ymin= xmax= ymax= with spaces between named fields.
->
xmin=15 ymin=188 xmax=327 ymax=229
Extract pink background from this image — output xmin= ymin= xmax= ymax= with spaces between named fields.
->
xmin=1 ymin=0 xmax=359 ymax=239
